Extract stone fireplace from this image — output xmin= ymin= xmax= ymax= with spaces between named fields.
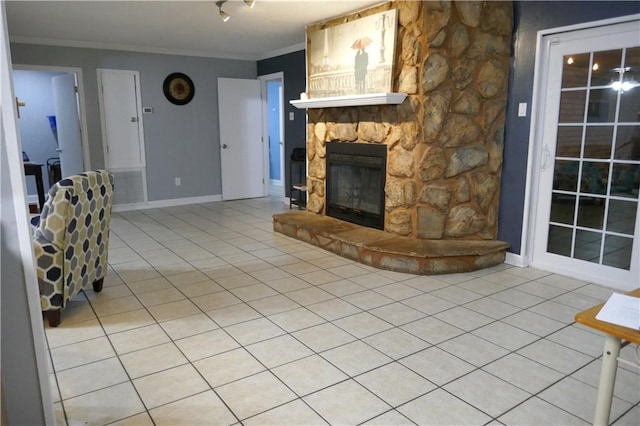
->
xmin=274 ymin=0 xmax=513 ymax=274
xmin=326 ymin=142 xmax=387 ymax=230
xmin=304 ymin=0 xmax=513 ymax=242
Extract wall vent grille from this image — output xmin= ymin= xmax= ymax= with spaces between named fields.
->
xmin=111 ymin=170 xmax=145 ymax=205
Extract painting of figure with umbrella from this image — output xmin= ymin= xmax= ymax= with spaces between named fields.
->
xmin=307 ymin=8 xmax=397 ymax=98
xmin=353 ymin=36 xmax=371 ymax=93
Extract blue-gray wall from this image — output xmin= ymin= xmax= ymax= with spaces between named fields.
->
xmin=258 ymin=50 xmax=306 ymax=197
xmin=10 ymin=1 xmax=640 ymax=250
xmin=257 ymin=2 xmax=640 ymax=255
xmin=14 ymin=70 xmax=64 ymax=195
xmin=499 ymin=1 xmax=640 ymax=254
xmin=10 ymin=44 xmax=257 ymax=201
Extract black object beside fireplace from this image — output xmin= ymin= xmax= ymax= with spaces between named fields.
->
xmin=326 ymin=142 xmax=387 ymax=230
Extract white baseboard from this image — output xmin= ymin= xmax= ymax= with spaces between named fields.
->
xmin=505 ymin=252 xmax=528 ymax=268
xmin=113 ymin=194 xmax=222 ymax=212
xmin=112 ymin=202 xmax=148 ymax=212
xmin=148 ymin=194 xmax=223 ymax=209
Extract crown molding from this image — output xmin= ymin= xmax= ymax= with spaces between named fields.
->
xmin=9 ymin=36 xmax=259 ymax=61
xmin=256 ymin=42 xmax=305 ymax=61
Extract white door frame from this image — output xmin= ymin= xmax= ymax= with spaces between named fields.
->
xmin=13 ymin=64 xmax=91 ymax=170
xmin=521 ymin=14 xmax=640 ymax=286
xmin=1 ymin=5 xmax=55 ymax=423
xmin=259 ymin=72 xmax=285 ymax=197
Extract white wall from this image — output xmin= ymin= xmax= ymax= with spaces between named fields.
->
xmin=1 ymin=3 xmax=54 ymax=420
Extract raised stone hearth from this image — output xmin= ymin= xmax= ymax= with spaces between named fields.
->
xmin=274 ymin=212 xmax=509 ymax=275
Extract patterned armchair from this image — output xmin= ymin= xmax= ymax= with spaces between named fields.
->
xmin=32 ymin=170 xmax=114 ymax=327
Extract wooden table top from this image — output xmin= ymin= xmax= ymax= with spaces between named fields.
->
xmin=574 ymin=288 xmax=640 ymax=345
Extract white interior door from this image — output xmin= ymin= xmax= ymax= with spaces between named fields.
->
xmin=218 ymin=77 xmax=264 ymax=200
xmin=531 ymin=20 xmax=640 ymax=291
xmin=52 ymin=74 xmax=83 ymax=177
xmin=98 ymin=69 xmax=145 ymax=168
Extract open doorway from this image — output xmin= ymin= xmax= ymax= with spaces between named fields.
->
xmin=260 ymin=72 xmax=285 ymax=198
xmin=13 ymin=65 xmax=89 ymax=205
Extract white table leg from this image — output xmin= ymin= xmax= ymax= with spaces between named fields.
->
xmin=593 ymin=334 xmax=621 ymax=426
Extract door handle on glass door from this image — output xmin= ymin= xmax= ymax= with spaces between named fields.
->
xmin=541 ymin=145 xmax=552 ymax=171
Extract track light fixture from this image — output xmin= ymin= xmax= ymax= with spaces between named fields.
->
xmin=216 ymin=0 xmax=230 ymax=22
xmin=216 ymin=0 xmax=256 ymax=23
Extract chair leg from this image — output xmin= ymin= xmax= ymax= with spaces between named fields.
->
xmin=92 ymin=278 xmax=104 ymax=293
xmin=48 ymin=310 xmax=61 ymax=327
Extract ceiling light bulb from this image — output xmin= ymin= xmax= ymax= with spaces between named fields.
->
xmin=592 ymin=63 xmax=599 ymax=71
xmin=243 ymin=0 xmax=256 ymax=8
xmin=215 ymin=1 xmax=230 ymax=22
xmin=567 ymin=57 xmax=574 ymax=65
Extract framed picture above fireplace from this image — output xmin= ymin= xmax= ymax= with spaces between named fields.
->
xmin=307 ymin=8 xmax=398 ymax=99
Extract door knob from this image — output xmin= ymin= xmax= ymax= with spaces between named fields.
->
xmin=15 ymin=97 xmax=26 ymax=118
xmin=222 ymin=144 xmax=228 ymax=149
xmin=541 ymin=144 xmax=552 ymax=171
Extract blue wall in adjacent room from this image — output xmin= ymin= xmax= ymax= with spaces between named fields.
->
xmin=267 ymin=80 xmax=282 ymax=181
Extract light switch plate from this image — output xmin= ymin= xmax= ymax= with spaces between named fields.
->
xmin=518 ymin=103 xmax=527 ymax=117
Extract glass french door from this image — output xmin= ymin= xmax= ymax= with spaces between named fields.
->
xmin=532 ymin=20 xmax=640 ymax=290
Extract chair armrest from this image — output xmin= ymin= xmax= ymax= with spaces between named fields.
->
xmin=33 ymin=236 xmax=65 ymax=310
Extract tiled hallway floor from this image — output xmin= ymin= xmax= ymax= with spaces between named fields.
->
xmin=45 ymin=197 xmax=640 ymax=425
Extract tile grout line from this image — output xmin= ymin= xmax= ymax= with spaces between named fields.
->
xmin=48 ymin=199 xmax=635 ymax=425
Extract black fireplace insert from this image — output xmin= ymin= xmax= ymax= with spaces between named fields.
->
xmin=326 ymin=142 xmax=387 ymax=230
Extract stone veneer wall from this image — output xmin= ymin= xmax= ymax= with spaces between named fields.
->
xmin=305 ymin=0 xmax=513 ymax=240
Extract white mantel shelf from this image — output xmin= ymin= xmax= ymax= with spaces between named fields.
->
xmin=290 ymin=93 xmax=407 ymax=109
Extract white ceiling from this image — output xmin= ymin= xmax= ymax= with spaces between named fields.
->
xmin=6 ymin=0 xmax=384 ymax=60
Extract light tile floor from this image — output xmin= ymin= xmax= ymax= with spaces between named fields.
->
xmin=45 ymin=197 xmax=640 ymax=425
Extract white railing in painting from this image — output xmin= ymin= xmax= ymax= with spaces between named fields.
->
xmin=309 ymin=65 xmax=392 ymax=98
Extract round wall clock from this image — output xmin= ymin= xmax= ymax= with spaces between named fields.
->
xmin=163 ymin=73 xmax=195 ymax=105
